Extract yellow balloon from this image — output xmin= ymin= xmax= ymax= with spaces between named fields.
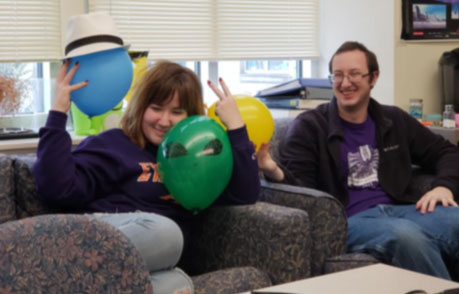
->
xmin=125 ymin=51 xmax=148 ymax=101
xmin=207 ymin=95 xmax=274 ymax=152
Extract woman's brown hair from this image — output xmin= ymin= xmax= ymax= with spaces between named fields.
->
xmin=121 ymin=60 xmax=204 ymax=148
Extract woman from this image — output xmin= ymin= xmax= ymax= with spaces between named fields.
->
xmin=33 ymin=60 xmax=260 ymax=293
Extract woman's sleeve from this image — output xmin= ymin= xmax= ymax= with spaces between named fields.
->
xmin=33 ymin=111 xmax=117 ymax=209
xmin=214 ymin=126 xmax=260 ymax=205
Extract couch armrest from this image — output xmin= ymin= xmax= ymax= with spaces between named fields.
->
xmin=12 ymin=154 xmax=58 ymax=219
xmin=182 ymin=202 xmax=311 ymax=285
xmin=259 ymin=179 xmax=347 ymax=276
xmin=0 ymin=214 xmax=153 ymax=294
xmin=324 ymin=253 xmax=379 ymax=275
xmin=0 ymin=154 xmax=17 ymax=223
xmin=405 ymin=166 xmax=435 ymax=202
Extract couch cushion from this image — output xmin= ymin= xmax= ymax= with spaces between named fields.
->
xmin=13 ymin=154 xmax=57 ymax=218
xmin=0 ymin=154 xmax=16 ymax=223
xmin=269 ymin=117 xmax=294 ymax=161
xmin=192 ymin=267 xmax=271 ymax=294
xmin=323 ymin=253 xmax=379 ymax=274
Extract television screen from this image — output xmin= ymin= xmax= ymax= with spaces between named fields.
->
xmin=412 ymin=4 xmax=447 ymax=29
xmin=402 ymin=0 xmax=459 ymax=40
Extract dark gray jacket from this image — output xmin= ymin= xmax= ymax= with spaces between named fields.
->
xmin=279 ymin=98 xmax=459 ymax=205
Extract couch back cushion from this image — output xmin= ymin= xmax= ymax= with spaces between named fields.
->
xmin=13 ymin=154 xmax=57 ymax=218
xmin=270 ymin=117 xmax=295 ymax=162
xmin=0 ymin=154 xmax=17 ymax=223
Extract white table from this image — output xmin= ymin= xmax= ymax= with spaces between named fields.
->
xmin=429 ymin=126 xmax=459 ymax=147
xmin=242 ymin=264 xmax=459 ymax=294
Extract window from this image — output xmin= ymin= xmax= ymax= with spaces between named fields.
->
xmin=0 ymin=62 xmax=58 ymax=114
xmin=0 ymin=0 xmax=61 ymax=131
xmin=146 ymin=59 xmax=313 ymax=107
xmin=0 ymin=0 xmax=318 ymax=132
xmin=241 ymin=60 xmax=298 ymax=82
xmin=89 ymin=0 xmax=318 ymax=105
xmin=199 ymin=60 xmax=312 ymax=106
xmin=0 ymin=61 xmax=59 ymax=130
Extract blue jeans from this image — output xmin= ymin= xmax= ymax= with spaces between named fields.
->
xmin=348 ymin=204 xmax=459 ymax=280
xmin=94 ymin=212 xmax=194 ymax=293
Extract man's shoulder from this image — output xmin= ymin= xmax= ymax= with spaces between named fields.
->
xmin=379 ymin=103 xmax=405 ymax=115
xmin=371 ymin=99 xmax=407 ymax=116
xmin=296 ymin=102 xmax=330 ymax=121
xmin=289 ymin=103 xmax=331 ymax=134
xmin=371 ymin=100 xmax=411 ymax=124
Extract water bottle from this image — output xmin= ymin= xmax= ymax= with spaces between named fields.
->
xmin=443 ymin=104 xmax=456 ymax=128
xmin=409 ymin=98 xmax=423 ymax=121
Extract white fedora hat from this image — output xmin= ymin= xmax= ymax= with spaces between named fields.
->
xmin=64 ymin=12 xmax=130 ymax=59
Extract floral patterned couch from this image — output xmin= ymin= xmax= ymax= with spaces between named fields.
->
xmin=0 ymin=153 xmax=315 ymax=294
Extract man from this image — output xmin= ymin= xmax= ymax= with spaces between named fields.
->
xmin=258 ymin=41 xmax=459 ymax=280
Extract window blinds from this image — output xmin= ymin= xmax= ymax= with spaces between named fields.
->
xmin=89 ymin=0 xmax=318 ymax=61
xmin=0 ymin=0 xmax=61 ymax=62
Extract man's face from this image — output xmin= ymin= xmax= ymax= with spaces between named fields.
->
xmin=330 ymin=49 xmax=378 ymax=115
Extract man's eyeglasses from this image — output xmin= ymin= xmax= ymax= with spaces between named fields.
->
xmin=328 ymin=72 xmax=370 ymax=84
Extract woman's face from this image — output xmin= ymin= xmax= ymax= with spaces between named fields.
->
xmin=142 ymin=92 xmax=188 ymax=145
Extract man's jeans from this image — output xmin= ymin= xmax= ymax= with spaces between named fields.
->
xmin=348 ymin=204 xmax=459 ymax=280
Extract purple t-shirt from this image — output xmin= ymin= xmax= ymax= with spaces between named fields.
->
xmin=340 ymin=116 xmax=393 ymax=217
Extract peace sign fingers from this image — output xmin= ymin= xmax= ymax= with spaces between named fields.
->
xmin=207 ymin=79 xmax=224 ymax=101
xmin=206 ymin=77 xmax=244 ymax=130
xmin=218 ymin=77 xmax=233 ymax=99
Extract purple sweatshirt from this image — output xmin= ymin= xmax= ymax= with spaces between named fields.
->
xmin=33 ymin=111 xmax=260 ymax=242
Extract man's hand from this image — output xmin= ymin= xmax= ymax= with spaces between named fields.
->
xmin=415 ymin=186 xmax=458 ymax=214
xmin=257 ymin=143 xmax=284 ymax=182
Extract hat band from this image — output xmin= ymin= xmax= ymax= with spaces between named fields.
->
xmin=65 ymin=34 xmax=124 ymax=56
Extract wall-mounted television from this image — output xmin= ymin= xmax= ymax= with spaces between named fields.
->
xmin=401 ymin=0 xmax=459 ymax=40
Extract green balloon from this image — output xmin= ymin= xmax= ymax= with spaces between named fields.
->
xmin=157 ymin=115 xmax=233 ymax=213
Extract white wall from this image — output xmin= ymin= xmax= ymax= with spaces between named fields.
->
xmin=318 ymin=0 xmax=395 ymax=106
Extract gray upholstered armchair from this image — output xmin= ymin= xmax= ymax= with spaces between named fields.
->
xmin=260 ymin=116 xmax=381 ymax=276
xmin=260 ymin=116 xmax=446 ymax=277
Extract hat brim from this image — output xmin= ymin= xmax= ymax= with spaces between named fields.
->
xmin=64 ymin=43 xmax=131 ymax=59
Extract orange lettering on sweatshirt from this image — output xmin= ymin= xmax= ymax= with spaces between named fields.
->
xmin=137 ymin=162 xmax=162 ymax=183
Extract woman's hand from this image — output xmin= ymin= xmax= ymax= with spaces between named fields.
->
xmin=257 ymin=143 xmax=285 ymax=182
xmin=207 ymin=78 xmax=244 ymax=130
xmin=52 ymin=59 xmax=88 ymax=113
xmin=415 ymin=186 xmax=458 ymax=214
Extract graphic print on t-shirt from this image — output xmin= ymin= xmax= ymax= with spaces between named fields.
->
xmin=347 ymin=144 xmax=379 ymax=188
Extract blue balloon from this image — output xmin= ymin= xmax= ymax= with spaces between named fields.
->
xmin=68 ymin=48 xmax=133 ymax=116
